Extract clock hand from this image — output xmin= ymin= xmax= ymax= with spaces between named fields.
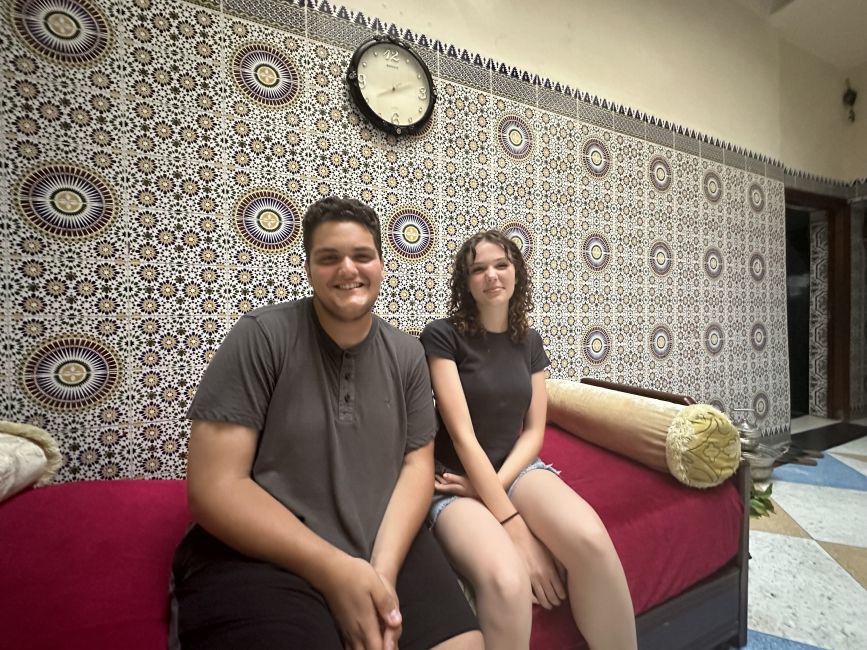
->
xmin=377 ymin=82 xmax=410 ymax=97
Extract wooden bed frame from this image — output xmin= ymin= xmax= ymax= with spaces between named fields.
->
xmin=581 ymin=378 xmax=749 ymax=649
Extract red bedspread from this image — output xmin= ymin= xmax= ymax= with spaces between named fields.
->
xmin=531 ymin=424 xmax=743 ymax=649
xmin=0 ymin=427 xmax=741 ymax=650
xmin=0 ymin=480 xmax=190 ymax=650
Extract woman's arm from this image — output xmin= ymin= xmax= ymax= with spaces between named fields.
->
xmin=429 ymin=358 xmax=565 ymax=608
xmin=496 ymin=371 xmax=548 ymax=489
xmin=427 ymin=355 xmax=516 ymax=522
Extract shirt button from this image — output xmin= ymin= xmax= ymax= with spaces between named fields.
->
xmin=344 ymin=373 xmax=350 ymax=380
xmin=344 ymin=394 xmax=350 ymax=402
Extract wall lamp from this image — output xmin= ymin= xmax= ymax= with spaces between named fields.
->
xmin=843 ymin=78 xmax=857 ymax=122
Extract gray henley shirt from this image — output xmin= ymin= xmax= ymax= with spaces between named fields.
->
xmin=187 ymin=297 xmax=437 ymax=559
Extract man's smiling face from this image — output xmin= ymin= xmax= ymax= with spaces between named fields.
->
xmin=305 ymin=220 xmax=384 ymax=325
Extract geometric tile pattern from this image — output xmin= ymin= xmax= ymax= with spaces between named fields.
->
xmin=809 ymin=218 xmax=829 ymax=417
xmin=748 ymin=531 xmax=867 ymax=649
xmin=743 ymin=630 xmax=824 ymax=649
xmin=0 ymin=0 xmax=791 ymax=481
xmin=771 ymin=455 xmax=867 ymax=491
xmin=748 ymin=437 xmax=867 ymax=649
xmin=852 ymin=206 xmax=867 ymax=419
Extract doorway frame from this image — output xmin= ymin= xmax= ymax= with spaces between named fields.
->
xmin=785 ymin=188 xmax=851 ymax=419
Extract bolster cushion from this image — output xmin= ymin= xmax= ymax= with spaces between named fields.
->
xmin=546 ymin=380 xmax=740 ymax=488
xmin=0 ymin=421 xmax=62 ymax=502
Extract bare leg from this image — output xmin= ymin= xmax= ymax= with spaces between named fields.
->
xmin=433 ymin=497 xmax=531 ymax=650
xmin=432 ymin=630 xmax=485 ymax=650
xmin=511 ymin=471 xmax=637 ymax=650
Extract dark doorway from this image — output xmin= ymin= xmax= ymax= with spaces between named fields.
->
xmin=785 ymin=188 xmax=851 ymax=421
xmin=786 ymin=207 xmax=811 ymax=417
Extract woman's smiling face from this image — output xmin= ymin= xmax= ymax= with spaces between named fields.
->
xmin=466 ymin=240 xmax=515 ymax=310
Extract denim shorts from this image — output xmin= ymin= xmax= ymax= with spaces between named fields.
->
xmin=427 ymin=458 xmax=560 ymax=528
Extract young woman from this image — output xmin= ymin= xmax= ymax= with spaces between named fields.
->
xmin=420 ymin=231 xmax=637 ymax=649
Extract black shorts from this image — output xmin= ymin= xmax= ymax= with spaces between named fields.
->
xmin=172 ymin=525 xmax=478 ymax=649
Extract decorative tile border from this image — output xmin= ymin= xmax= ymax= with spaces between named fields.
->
xmin=225 ymin=0 xmax=305 ymax=35
xmin=809 ymin=218 xmax=830 ymax=417
xmin=218 ymin=0 xmax=862 ymax=198
xmin=851 ymin=204 xmax=867 ymax=418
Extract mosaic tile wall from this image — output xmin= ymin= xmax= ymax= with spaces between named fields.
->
xmin=1 ymin=0 xmax=790 ymax=482
xmin=853 ymin=203 xmax=867 ymax=419
xmin=809 ymin=218 xmax=829 ymax=417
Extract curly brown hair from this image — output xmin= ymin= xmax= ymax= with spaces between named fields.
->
xmin=449 ymin=230 xmax=533 ymax=343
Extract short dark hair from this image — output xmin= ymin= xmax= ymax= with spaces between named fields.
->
xmin=449 ymin=229 xmax=533 ymax=343
xmin=302 ymin=196 xmax=382 ymax=257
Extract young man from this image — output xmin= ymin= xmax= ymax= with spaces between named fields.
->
xmin=172 ymin=197 xmax=481 ymax=650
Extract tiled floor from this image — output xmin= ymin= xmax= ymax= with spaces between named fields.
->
xmin=742 ymin=428 xmax=867 ymax=649
xmin=789 ymin=416 xmax=841 ymax=434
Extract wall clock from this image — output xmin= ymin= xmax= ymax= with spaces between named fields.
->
xmin=346 ymin=35 xmax=436 ymax=136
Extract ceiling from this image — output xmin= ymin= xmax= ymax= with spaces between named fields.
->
xmin=735 ymin=0 xmax=867 ymax=70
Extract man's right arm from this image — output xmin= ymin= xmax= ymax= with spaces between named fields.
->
xmin=186 ymin=420 xmax=400 ymax=650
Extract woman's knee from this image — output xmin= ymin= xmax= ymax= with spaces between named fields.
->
xmin=474 ymin=556 xmax=530 ymax=605
xmin=562 ymin=519 xmax=617 ymax=566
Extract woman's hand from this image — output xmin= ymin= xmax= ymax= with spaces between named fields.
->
xmin=434 ymin=472 xmax=478 ymax=498
xmin=504 ymin=515 xmax=567 ymax=609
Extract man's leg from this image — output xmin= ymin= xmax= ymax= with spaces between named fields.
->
xmin=395 ymin=526 xmax=483 ymax=650
xmin=173 ymin=526 xmax=343 ymax=649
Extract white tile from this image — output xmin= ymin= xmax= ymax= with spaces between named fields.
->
xmin=828 ymin=435 xmax=867 ymax=456
xmin=770 ymin=481 xmax=867 ymax=548
xmin=832 ymin=453 xmax=867 ymax=478
xmin=790 ymin=415 xmax=840 ymax=434
xmin=749 ymin=531 xmax=867 ymax=649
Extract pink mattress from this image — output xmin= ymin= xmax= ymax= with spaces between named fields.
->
xmin=531 ymin=424 xmax=743 ymax=649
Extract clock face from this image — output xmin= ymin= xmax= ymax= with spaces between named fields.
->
xmin=348 ymin=39 xmax=434 ymax=133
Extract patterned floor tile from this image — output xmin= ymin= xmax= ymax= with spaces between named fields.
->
xmin=749 ymin=498 xmax=810 ymax=538
xmin=743 ymin=629 xmax=826 ymax=649
xmin=749 ymin=531 xmax=867 ymax=649
xmin=770 ymin=481 xmax=867 ymax=547
xmin=817 ymin=541 xmax=867 ymax=589
xmin=791 ymin=415 xmax=839 ymax=433
xmin=831 ymin=452 xmax=867 ymax=478
xmin=772 ymin=454 xmax=867 ymax=491
xmin=828 ymin=436 xmax=867 ymax=456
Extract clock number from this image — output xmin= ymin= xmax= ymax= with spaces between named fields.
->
xmin=418 ymin=87 xmax=427 ymax=100
xmin=384 ymin=49 xmax=400 ymax=62
xmin=358 ymin=73 xmax=366 ymax=89
xmin=391 ymin=113 xmax=400 ymax=124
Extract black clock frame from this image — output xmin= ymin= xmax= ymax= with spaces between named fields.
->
xmin=345 ymin=35 xmax=437 ymax=136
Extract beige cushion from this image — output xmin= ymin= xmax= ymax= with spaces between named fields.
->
xmin=546 ymin=380 xmax=740 ymax=488
xmin=0 ymin=422 xmax=61 ymax=502
xmin=0 ymin=434 xmax=47 ymax=502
